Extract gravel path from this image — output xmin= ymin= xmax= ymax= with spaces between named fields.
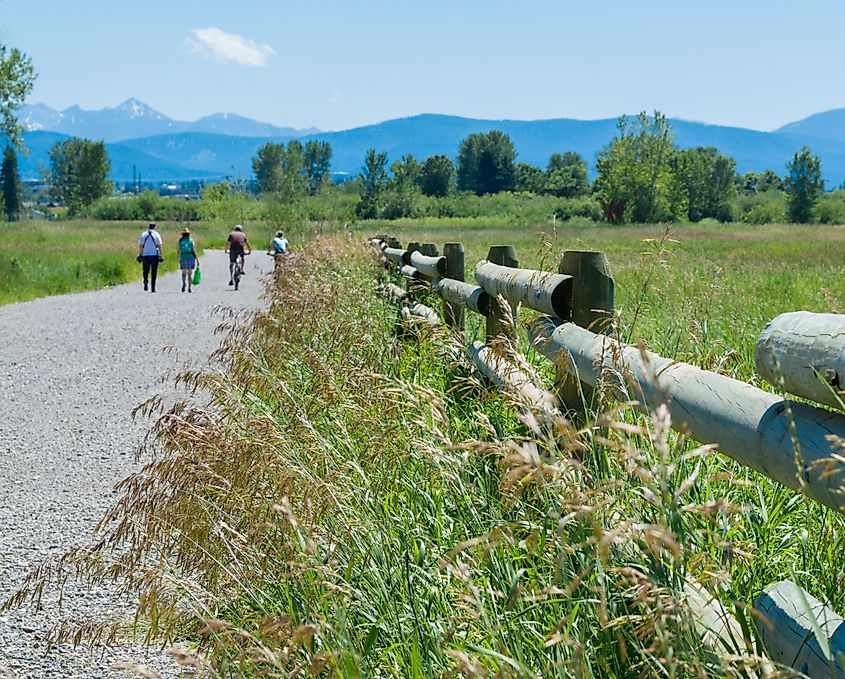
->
xmin=0 ymin=251 xmax=270 ymax=678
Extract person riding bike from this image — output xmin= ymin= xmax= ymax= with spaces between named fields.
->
xmin=225 ymin=224 xmax=251 ymax=286
xmin=267 ymin=230 xmax=289 ymax=270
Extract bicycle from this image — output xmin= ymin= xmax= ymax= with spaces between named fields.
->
xmin=233 ymin=252 xmax=250 ymax=290
xmin=266 ymin=250 xmax=287 ymax=272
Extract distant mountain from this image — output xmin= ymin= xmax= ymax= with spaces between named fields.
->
xmin=17 ymin=131 xmax=220 ymax=182
xmin=775 ymin=108 xmax=845 ymax=143
xmin=191 ymin=113 xmax=320 ymax=138
xmin=18 ymin=111 xmax=845 ymax=185
xmin=20 ymin=99 xmax=319 ymax=142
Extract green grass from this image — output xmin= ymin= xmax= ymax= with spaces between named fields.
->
xmin=0 ymin=219 xmax=281 ymax=305
xmin=377 ymin=219 xmax=845 ymax=382
xmin=9 ymin=223 xmax=845 ymax=677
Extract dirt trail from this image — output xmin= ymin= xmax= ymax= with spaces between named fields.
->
xmin=0 ymin=250 xmax=270 ymax=678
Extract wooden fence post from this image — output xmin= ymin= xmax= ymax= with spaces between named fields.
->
xmin=443 ymin=242 xmax=465 ymax=331
xmin=420 ymin=243 xmax=439 ymax=257
xmin=485 ymin=245 xmax=518 ymax=342
xmin=557 ymin=250 xmax=614 ymax=414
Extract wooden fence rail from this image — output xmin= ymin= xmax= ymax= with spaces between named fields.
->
xmin=371 ymin=235 xmax=845 ymax=676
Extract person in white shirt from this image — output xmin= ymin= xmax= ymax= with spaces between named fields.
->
xmin=137 ymin=222 xmax=163 ymax=293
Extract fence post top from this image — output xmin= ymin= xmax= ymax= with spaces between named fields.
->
xmin=486 ymin=245 xmax=518 ymax=267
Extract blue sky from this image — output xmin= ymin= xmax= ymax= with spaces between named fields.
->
xmin=2 ymin=0 xmax=843 ymax=132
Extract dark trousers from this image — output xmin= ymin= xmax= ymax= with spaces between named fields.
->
xmin=142 ymin=256 xmax=159 ymax=291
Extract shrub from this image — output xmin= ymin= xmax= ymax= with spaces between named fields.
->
xmin=735 ymin=192 xmax=787 ymax=224
xmin=817 ymin=190 xmax=845 ymax=224
xmin=553 ymin=196 xmax=603 ymax=222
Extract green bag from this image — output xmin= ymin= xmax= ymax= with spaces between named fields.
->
xmin=192 ymin=266 xmax=201 ymax=286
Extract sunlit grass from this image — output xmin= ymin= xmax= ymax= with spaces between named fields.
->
xmin=0 ymin=219 xmax=250 ymax=305
xmin=7 ymin=223 xmax=845 ymax=676
xmin=378 ymin=219 xmax=845 ymax=382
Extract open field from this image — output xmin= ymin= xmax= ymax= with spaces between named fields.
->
xmin=376 ymin=219 xmax=845 ymax=382
xmin=0 ymin=220 xmax=284 ymax=305
xmin=18 ymin=226 xmax=844 ymax=676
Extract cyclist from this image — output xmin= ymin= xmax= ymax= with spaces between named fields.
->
xmin=267 ymin=230 xmax=289 ymax=270
xmin=225 ymin=224 xmax=251 ymax=286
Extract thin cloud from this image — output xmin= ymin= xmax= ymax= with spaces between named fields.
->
xmin=186 ymin=27 xmax=275 ymax=67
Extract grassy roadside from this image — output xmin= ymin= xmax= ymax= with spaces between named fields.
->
xmin=371 ymin=219 xmax=845 ymax=383
xmin=9 ymin=231 xmax=844 ymax=677
xmin=0 ymin=220 xmax=267 ymax=305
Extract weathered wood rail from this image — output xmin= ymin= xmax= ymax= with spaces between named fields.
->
xmin=370 ymin=234 xmax=845 ymax=676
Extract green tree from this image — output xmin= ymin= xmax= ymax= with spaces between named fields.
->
xmin=0 ymin=145 xmax=22 ymax=220
xmin=277 ymin=140 xmax=307 ymax=204
xmin=594 ymin=111 xmax=681 ymax=223
xmin=199 ymin=182 xmax=231 ymax=221
xmin=303 ymin=140 xmax=332 ymax=195
xmin=0 ymin=43 xmax=36 ymax=150
xmin=673 ymin=147 xmax=736 ymax=221
xmin=758 ymin=169 xmax=785 ymax=193
xmin=418 ymin=155 xmax=454 ymax=197
xmin=262 ymin=141 xmax=309 ymax=231
xmin=135 ymin=189 xmax=160 ymax=220
xmin=199 ymin=181 xmax=253 ymax=225
xmin=786 ymin=146 xmax=824 ymax=223
xmin=544 ymin=152 xmax=589 ymax=198
xmin=735 ymin=169 xmax=784 ymax=196
xmin=514 ymin=162 xmax=545 ymax=193
xmin=356 ymin=148 xmax=388 ymax=219
xmin=457 ymin=130 xmax=516 ymax=194
xmin=47 ymin=138 xmax=112 ymax=214
xmin=252 ymin=142 xmax=285 ymax=195
xmin=383 ymin=154 xmax=421 ymax=219
xmin=456 ymin=133 xmax=481 ymax=192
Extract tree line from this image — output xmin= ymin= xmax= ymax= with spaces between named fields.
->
xmin=0 ymin=34 xmax=828 ymax=229
xmin=3 ymin=110 xmax=827 ymax=227
xmin=349 ymin=112 xmax=825 ymax=225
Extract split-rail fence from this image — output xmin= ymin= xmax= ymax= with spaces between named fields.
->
xmin=372 ymin=235 xmax=845 ymax=677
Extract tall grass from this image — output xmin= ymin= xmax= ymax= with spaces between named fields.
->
xmin=10 ymin=231 xmax=844 ymax=677
xmin=379 ymin=220 xmax=845 ymax=380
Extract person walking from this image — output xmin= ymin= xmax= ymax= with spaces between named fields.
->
xmin=178 ymin=228 xmax=200 ymax=293
xmin=137 ymin=222 xmax=163 ymax=293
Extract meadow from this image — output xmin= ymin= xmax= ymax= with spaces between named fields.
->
xmin=0 ymin=219 xmax=278 ymax=305
xmin=379 ymin=218 xmax=845 ymax=383
xmin=9 ymin=218 xmax=845 ymax=677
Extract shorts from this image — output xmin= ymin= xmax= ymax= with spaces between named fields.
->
xmin=180 ymin=256 xmax=196 ymax=270
xmin=229 ymin=250 xmax=244 ymax=263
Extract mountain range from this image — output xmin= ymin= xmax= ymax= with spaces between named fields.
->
xmin=20 ymin=99 xmax=320 ymax=142
xmin=16 ymin=100 xmax=845 ymax=186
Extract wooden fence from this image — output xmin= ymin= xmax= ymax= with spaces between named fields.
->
xmin=371 ymin=235 xmax=845 ymax=677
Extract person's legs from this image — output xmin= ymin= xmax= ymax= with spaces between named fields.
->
xmin=187 ymin=267 xmax=193 ymax=292
xmin=150 ymin=258 xmax=159 ymax=292
xmin=229 ymin=258 xmax=234 ymax=284
xmin=142 ymin=258 xmax=151 ymax=290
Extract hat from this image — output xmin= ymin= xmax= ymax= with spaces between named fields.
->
xmin=234 ymin=224 xmax=243 ymax=231
xmin=181 ymin=228 xmax=191 ymax=235
xmin=148 ymin=222 xmax=156 ymax=229
xmin=275 ymin=230 xmax=283 ymax=237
